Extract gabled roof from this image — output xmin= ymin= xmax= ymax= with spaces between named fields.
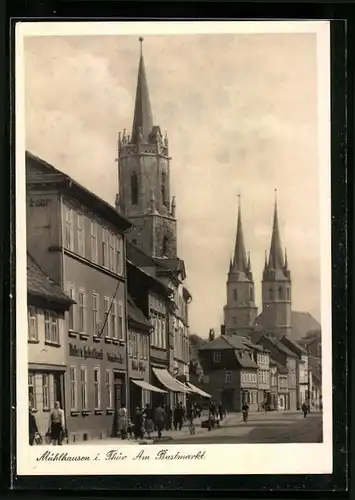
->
xmin=198 ymin=336 xmax=232 ymax=351
xmin=189 ymin=334 xmax=207 ymax=347
xmin=27 ymin=253 xmax=74 ymax=310
xmin=26 ymin=151 xmax=131 ymax=233
xmin=259 ymin=334 xmax=297 ymax=358
xmin=127 ymin=294 xmax=152 ymax=332
xmin=127 ymin=241 xmax=160 ymax=269
xmin=254 ymin=310 xmax=321 ymax=342
xmin=235 ymin=350 xmax=258 ymax=369
xmin=270 ymin=358 xmax=288 ymax=374
xmin=281 ymin=336 xmax=307 ymax=356
xmin=126 ymin=259 xmax=171 ymax=299
xmin=154 ymin=257 xmax=187 ymax=281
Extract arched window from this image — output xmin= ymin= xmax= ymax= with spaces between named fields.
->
xmin=162 ymin=235 xmax=169 ymax=256
xmin=249 ymin=286 xmax=254 ymax=302
xmin=269 ymin=288 xmax=274 ymax=300
xmin=278 ymin=287 xmax=283 ymax=299
xmin=131 ymin=173 xmax=138 ymax=205
xmin=161 ymin=171 xmax=167 ymax=206
xmin=233 ymin=289 xmax=238 ymax=302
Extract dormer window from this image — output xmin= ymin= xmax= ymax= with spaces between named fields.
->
xmin=213 ymin=351 xmax=221 ymax=363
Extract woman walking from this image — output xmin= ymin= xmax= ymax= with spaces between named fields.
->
xmin=48 ymin=401 xmax=65 ymax=445
xmin=118 ymin=403 xmax=128 ymax=439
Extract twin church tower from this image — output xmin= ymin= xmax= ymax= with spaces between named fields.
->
xmin=223 ymin=193 xmax=292 ymax=339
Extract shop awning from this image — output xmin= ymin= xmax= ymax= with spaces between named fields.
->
xmin=152 ymin=368 xmax=190 ymax=393
xmin=131 ymin=379 xmax=167 ymax=394
xmin=187 ymin=382 xmax=212 ymax=398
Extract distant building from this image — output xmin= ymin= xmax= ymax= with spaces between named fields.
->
xmin=198 ymin=336 xmax=259 ymax=412
xmin=270 ymin=358 xmax=289 ymax=411
xmin=27 ymin=253 xmax=74 ymax=437
xmin=26 ymin=152 xmax=131 ymax=442
xmin=255 ymin=333 xmax=297 ymax=411
xmin=126 ymin=294 xmax=153 ymax=416
xmin=280 ymin=336 xmax=309 ymax=409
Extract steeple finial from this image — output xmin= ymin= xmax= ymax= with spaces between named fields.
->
xmin=231 ymin=194 xmax=248 ymax=273
xmin=131 ymin=38 xmax=153 ymax=144
xmin=267 ymin=189 xmax=285 ymax=270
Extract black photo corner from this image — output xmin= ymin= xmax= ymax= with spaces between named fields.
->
xmin=0 ymin=1 xmax=353 ymax=497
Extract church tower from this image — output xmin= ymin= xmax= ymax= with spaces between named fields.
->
xmin=223 ymin=196 xmax=258 ymax=337
xmin=261 ymin=190 xmax=292 ymax=337
xmin=116 ymin=38 xmax=177 ymax=258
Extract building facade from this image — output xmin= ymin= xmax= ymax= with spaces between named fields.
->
xmin=255 ymin=333 xmax=297 ymax=411
xmin=198 ymin=336 xmax=258 ymax=412
xmin=27 ymin=253 xmax=74 ymax=437
xmin=223 ymin=197 xmax=257 ymax=336
xmin=26 ymin=152 xmax=131 ymax=442
xmin=280 ymin=336 xmax=309 ymax=409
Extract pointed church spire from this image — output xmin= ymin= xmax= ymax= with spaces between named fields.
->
xmin=232 ymin=194 xmax=248 ymax=272
xmin=268 ymin=189 xmax=285 ymax=269
xmin=131 ymin=37 xmax=153 ymax=144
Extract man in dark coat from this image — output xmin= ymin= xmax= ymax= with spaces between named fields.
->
xmin=29 ymin=402 xmax=38 ymax=445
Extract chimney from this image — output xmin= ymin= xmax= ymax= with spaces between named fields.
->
xmin=221 ymin=324 xmax=226 ymax=336
xmin=208 ymin=329 xmax=215 ymax=342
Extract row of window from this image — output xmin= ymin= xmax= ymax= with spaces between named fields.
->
xmin=242 ymin=390 xmax=258 ymax=405
xmin=150 ymin=313 xmax=167 ymax=349
xmin=173 ymin=327 xmax=189 ymax=362
xmin=28 ymin=307 xmax=59 ymax=344
xmin=279 ymin=376 xmax=288 ymax=388
xmin=258 ymin=370 xmax=270 ymax=384
xmin=67 ymin=286 xmax=124 ymax=339
xmin=257 ymin=354 xmax=269 ymax=365
xmin=267 ymin=286 xmax=291 ymax=301
xmin=64 ymin=205 xmax=124 ymax=275
xmin=28 ymin=373 xmax=51 ymax=410
xmin=128 ymin=331 xmax=149 ymax=360
xmin=232 ymin=287 xmax=254 ymax=302
xmin=69 ymin=365 xmax=114 ymax=411
xmin=241 ymin=372 xmax=257 ymax=384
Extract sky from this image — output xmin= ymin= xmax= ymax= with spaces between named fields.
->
xmin=23 ymin=30 xmax=324 ymax=338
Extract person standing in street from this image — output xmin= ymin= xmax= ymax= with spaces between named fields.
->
xmin=154 ymin=404 xmax=165 ymax=439
xmin=48 ymin=401 xmax=65 ymax=445
xmin=133 ymin=406 xmax=144 ymax=440
xmin=143 ymin=403 xmax=154 ymax=438
xmin=174 ymin=402 xmax=184 ymax=431
xmin=164 ymin=405 xmax=172 ymax=431
xmin=29 ymin=401 xmax=39 ymax=445
xmin=218 ymin=402 xmax=224 ymax=421
xmin=118 ymin=403 xmax=128 ymax=439
xmin=302 ymin=402 xmax=308 ymax=418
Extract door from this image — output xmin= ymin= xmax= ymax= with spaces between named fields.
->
xmin=53 ymin=373 xmax=63 ymax=407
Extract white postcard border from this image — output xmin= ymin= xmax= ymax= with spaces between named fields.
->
xmin=15 ymin=20 xmax=332 ymax=476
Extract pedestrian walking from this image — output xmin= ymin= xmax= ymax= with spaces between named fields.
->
xmin=242 ymin=402 xmax=249 ymax=423
xmin=118 ymin=403 xmax=128 ymax=439
xmin=133 ymin=406 xmax=144 ymax=440
xmin=164 ymin=405 xmax=172 ymax=431
xmin=155 ymin=404 xmax=165 ymax=439
xmin=302 ymin=402 xmax=308 ymax=418
xmin=173 ymin=402 xmax=184 ymax=431
xmin=48 ymin=401 xmax=65 ymax=445
xmin=29 ymin=402 xmax=39 ymax=446
xmin=187 ymin=406 xmax=196 ymax=435
xmin=143 ymin=403 xmax=154 ymax=438
xmin=218 ymin=402 xmax=224 ymax=421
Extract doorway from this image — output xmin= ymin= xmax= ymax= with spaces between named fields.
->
xmin=53 ymin=373 xmax=63 ymax=407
